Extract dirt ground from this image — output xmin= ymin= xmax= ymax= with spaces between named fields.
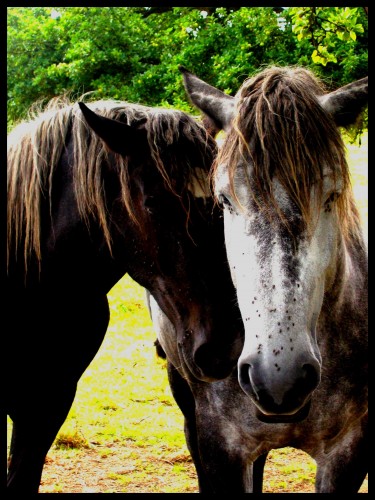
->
xmin=39 ymin=441 xmax=368 ymax=493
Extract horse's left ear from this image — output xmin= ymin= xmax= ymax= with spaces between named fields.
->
xmin=318 ymin=76 xmax=368 ymax=127
xmin=78 ymin=102 xmax=148 ymax=156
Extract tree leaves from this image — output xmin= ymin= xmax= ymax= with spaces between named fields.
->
xmin=289 ymin=7 xmax=366 ymax=69
xmin=7 ymin=7 xmax=367 ymax=127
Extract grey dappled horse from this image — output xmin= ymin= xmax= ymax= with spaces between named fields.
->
xmin=149 ymin=66 xmax=368 ymax=493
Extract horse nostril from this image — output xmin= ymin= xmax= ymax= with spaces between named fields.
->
xmin=193 ymin=343 xmax=234 ymax=380
xmin=302 ymin=363 xmax=320 ymax=393
xmin=239 ymin=363 xmax=254 ymax=395
xmin=193 ymin=343 xmax=208 ymax=371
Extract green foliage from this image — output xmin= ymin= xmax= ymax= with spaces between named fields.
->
xmin=7 ymin=7 xmax=367 ymax=127
xmin=288 ymin=7 xmax=368 ymax=83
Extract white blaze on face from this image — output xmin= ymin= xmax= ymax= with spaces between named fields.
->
xmin=215 ymin=163 xmax=340 ymax=372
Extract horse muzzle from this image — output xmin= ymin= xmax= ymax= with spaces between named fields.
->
xmin=238 ymin=354 xmax=321 ymax=417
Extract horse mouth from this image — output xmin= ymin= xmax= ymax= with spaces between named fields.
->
xmin=255 ymin=399 xmax=311 ymax=423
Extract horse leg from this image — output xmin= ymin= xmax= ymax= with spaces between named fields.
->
xmin=195 ymin=441 xmax=253 ymax=493
xmin=194 ymin=429 xmax=253 ymax=493
xmin=7 ymin=381 xmax=78 ymax=492
xmin=315 ymin=415 xmax=368 ymax=493
xmin=7 ymin=294 xmax=110 ymax=493
xmin=166 ymin=362 xmax=215 ymax=492
xmin=166 ymin=364 xmax=254 ymax=493
xmin=192 ymin=384 xmax=253 ymax=492
xmin=253 ymin=452 xmax=268 ymax=492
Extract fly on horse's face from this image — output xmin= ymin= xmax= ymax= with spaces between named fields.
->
xmin=181 ymin=65 xmax=368 ymax=419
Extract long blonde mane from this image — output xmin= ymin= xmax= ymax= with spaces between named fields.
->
xmin=7 ymin=98 xmax=215 ymax=271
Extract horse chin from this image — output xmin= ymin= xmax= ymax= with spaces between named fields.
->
xmin=254 ymin=399 xmax=312 ymax=423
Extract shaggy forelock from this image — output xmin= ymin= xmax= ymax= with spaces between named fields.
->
xmin=213 ymin=66 xmax=362 ymax=242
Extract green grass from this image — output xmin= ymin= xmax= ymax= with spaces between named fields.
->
xmin=7 ymin=134 xmax=368 ymax=492
xmin=53 ymin=277 xmax=184 ymax=451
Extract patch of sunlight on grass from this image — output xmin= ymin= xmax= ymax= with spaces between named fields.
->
xmin=107 ymin=472 xmax=132 ymax=486
xmin=172 ymin=463 xmax=191 ymax=475
xmin=53 ymin=274 xmax=187 ymax=456
xmin=46 ymin=483 xmax=64 ymax=493
xmin=270 ymin=480 xmax=288 ymax=490
xmin=266 ymin=447 xmax=316 ymax=490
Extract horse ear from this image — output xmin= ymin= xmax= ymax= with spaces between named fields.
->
xmin=318 ymin=76 xmax=368 ymax=127
xmin=179 ymin=66 xmax=235 ymax=132
xmin=78 ymin=102 xmax=148 ymax=156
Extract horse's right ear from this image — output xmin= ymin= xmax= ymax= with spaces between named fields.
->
xmin=318 ymin=76 xmax=368 ymax=127
xmin=179 ymin=66 xmax=235 ymax=132
xmin=78 ymin=102 xmax=148 ymax=156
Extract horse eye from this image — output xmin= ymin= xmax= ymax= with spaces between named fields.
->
xmin=218 ymin=194 xmax=232 ymax=209
xmin=324 ymin=192 xmax=340 ymax=205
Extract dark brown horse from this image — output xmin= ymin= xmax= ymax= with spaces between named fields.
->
xmin=7 ymin=99 xmax=243 ymax=492
xmin=150 ymin=66 xmax=368 ymax=493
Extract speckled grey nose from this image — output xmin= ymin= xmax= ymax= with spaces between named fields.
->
xmin=238 ymin=356 xmax=321 ymax=415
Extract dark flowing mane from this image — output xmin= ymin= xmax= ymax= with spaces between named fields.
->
xmin=214 ymin=66 xmax=363 ymax=242
xmin=7 ymin=98 xmax=216 ymax=269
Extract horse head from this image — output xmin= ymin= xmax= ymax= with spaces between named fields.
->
xmin=180 ymin=66 xmax=367 ymax=418
xmin=78 ymin=102 xmax=244 ymax=383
